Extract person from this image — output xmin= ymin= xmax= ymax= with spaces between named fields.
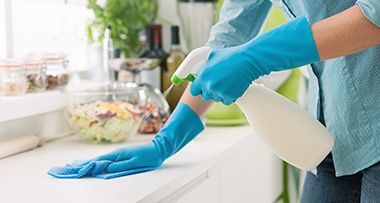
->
xmin=49 ymin=0 xmax=380 ymax=202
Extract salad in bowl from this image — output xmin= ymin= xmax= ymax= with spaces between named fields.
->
xmin=66 ymin=83 xmax=148 ymax=143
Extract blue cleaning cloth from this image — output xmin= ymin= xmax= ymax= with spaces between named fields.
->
xmin=47 ymin=160 xmax=159 ymax=179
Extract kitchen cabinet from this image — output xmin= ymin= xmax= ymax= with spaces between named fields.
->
xmin=176 ymin=174 xmax=220 ymax=203
xmin=0 ymin=126 xmax=282 ymax=203
xmin=174 ymin=142 xmax=281 ymax=203
xmin=220 ymin=143 xmax=280 ymax=203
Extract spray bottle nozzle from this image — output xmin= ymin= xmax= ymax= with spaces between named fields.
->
xmin=171 ymin=74 xmax=183 ymax=85
xmin=171 ymin=74 xmax=197 ymax=85
xmin=170 ymin=46 xmax=212 ymax=86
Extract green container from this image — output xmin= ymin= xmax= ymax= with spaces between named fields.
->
xmin=205 ymin=102 xmax=247 ymax=126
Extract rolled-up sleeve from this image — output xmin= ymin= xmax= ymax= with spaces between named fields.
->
xmin=206 ymin=0 xmax=272 ymax=49
xmin=357 ymin=0 xmax=380 ymax=28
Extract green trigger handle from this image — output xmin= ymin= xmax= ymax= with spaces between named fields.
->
xmin=171 ymin=74 xmax=196 ymax=85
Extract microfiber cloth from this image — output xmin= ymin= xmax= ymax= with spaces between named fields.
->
xmin=47 ymin=160 xmax=159 ymax=179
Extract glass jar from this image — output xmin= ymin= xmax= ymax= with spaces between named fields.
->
xmin=25 ymin=59 xmax=47 ymax=92
xmin=0 ymin=59 xmax=27 ymax=96
xmin=41 ymin=53 xmax=69 ymax=90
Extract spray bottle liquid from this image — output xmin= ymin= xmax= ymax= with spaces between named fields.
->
xmin=171 ymin=46 xmax=334 ymax=171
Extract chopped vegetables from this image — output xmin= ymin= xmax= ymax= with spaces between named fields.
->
xmin=138 ymin=102 xmax=169 ymax=134
xmin=66 ymin=100 xmax=143 ymax=143
xmin=99 ymin=102 xmax=128 ymax=119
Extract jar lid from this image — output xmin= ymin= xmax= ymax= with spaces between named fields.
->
xmin=0 ymin=58 xmax=24 ymax=68
xmin=24 ymin=60 xmax=46 ymax=71
xmin=41 ymin=53 xmax=67 ymax=61
xmin=0 ymin=64 xmax=20 ymax=68
xmin=25 ymin=60 xmax=46 ymax=66
xmin=40 ymin=53 xmax=68 ymax=67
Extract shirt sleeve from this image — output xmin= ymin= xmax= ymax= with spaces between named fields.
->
xmin=205 ymin=0 xmax=272 ymax=49
xmin=356 ymin=0 xmax=380 ymax=28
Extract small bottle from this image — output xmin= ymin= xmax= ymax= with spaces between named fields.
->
xmin=0 ymin=58 xmax=27 ymax=96
xmin=140 ymin=25 xmax=161 ymax=91
xmin=154 ymin=24 xmax=167 ymax=59
xmin=164 ymin=26 xmax=187 ymax=112
xmin=154 ymin=24 xmax=168 ymax=81
xmin=103 ymin=24 xmax=115 ymax=84
xmin=132 ymin=30 xmax=147 ymax=58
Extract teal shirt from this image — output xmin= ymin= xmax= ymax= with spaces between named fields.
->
xmin=206 ymin=0 xmax=380 ymax=176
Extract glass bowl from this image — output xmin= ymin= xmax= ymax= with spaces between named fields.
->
xmin=65 ymin=82 xmax=148 ymax=143
xmin=138 ymin=84 xmax=170 ymax=134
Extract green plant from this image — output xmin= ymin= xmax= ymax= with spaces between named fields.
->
xmin=87 ymin=0 xmax=158 ymax=57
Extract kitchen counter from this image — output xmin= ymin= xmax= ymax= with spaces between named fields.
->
xmin=0 ymin=91 xmax=72 ymax=142
xmin=0 ymin=126 xmax=281 ymax=203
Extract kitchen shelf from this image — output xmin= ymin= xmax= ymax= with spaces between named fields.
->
xmin=0 ymin=90 xmax=68 ymax=123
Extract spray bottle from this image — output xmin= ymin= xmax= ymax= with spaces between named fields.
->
xmin=171 ymin=46 xmax=334 ymax=171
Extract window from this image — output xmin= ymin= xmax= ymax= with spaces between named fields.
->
xmin=0 ymin=0 xmax=10 ymax=58
xmin=3 ymin=0 xmax=90 ymax=72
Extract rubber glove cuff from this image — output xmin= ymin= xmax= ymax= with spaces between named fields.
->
xmin=242 ymin=15 xmax=320 ymax=75
xmin=152 ymin=102 xmax=204 ymax=161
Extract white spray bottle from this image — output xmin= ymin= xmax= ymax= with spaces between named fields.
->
xmin=171 ymin=46 xmax=334 ymax=171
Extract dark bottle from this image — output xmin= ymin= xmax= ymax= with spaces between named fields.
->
xmin=154 ymin=24 xmax=168 ymax=91
xmin=154 ymin=24 xmax=168 ymax=61
xmin=163 ymin=26 xmax=187 ymax=112
xmin=140 ymin=25 xmax=161 ymax=90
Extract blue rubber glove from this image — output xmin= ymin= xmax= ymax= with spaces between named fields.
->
xmin=190 ymin=15 xmax=320 ymax=105
xmin=48 ymin=102 xmax=204 ymax=179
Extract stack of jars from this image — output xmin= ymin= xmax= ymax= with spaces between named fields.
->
xmin=0 ymin=54 xmax=69 ymax=97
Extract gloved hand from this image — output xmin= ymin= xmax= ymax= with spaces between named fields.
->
xmin=190 ymin=15 xmax=320 ymax=105
xmin=91 ymin=101 xmax=204 ymax=173
xmin=48 ymin=102 xmax=204 ymax=179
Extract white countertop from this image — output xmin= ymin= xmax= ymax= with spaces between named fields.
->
xmin=0 ymin=125 xmax=260 ymax=203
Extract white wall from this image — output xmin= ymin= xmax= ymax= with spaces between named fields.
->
xmin=158 ymin=0 xmax=180 ymax=25
xmin=0 ymin=0 xmax=6 ymax=58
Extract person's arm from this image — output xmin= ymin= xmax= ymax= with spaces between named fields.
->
xmin=312 ymin=4 xmax=380 ymax=60
xmin=206 ymin=0 xmax=272 ymax=48
xmin=179 ymin=83 xmax=214 ymax=118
